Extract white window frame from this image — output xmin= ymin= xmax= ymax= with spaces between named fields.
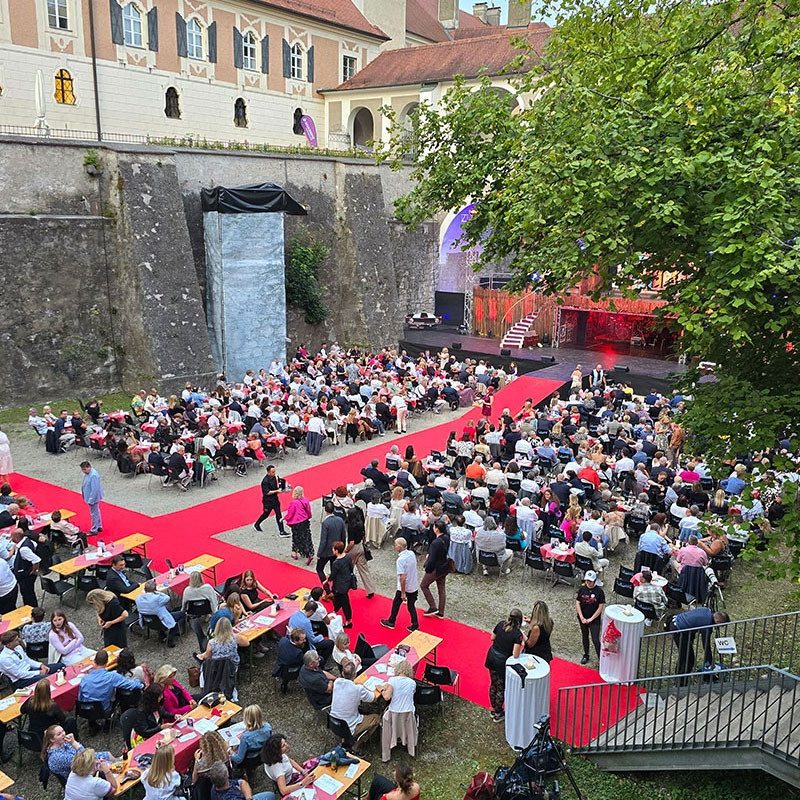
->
xmin=187 ymin=18 xmax=204 ymax=61
xmin=342 ymin=54 xmax=358 ymax=83
xmin=290 ymin=42 xmax=304 ymax=81
xmin=47 ymin=0 xmax=69 ymax=31
xmin=242 ymin=31 xmax=257 ymax=71
xmin=122 ymin=2 xmax=144 ymax=48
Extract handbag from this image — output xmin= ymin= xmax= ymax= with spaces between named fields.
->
xmin=363 ymin=543 xmax=373 ymax=561
xmin=350 ymin=571 xmax=358 ymax=590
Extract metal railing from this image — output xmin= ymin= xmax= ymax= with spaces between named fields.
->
xmin=637 ymin=610 xmax=800 ymax=679
xmin=555 ymin=665 xmax=800 ymax=766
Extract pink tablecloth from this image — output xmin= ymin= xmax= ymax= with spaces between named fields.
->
xmin=360 ymin=645 xmax=420 ymax=683
xmin=540 ymin=543 xmax=576 ymax=563
xmin=630 ymin=571 xmax=668 ymax=588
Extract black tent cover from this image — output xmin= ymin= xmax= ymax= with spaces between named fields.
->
xmin=200 ymin=182 xmax=307 ymax=215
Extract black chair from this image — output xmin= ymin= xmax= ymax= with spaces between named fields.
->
xmin=275 ymin=664 xmax=301 ymax=694
xmin=529 ymin=542 xmax=542 ymax=558
xmin=423 ymin=663 xmax=460 ymax=698
xmin=666 ymin=584 xmax=692 ymax=609
xmin=728 ymin=539 xmax=744 ymax=559
xmin=618 ymin=565 xmax=636 ymax=583
xmin=634 ymin=598 xmax=661 ymax=625
xmin=354 ymin=633 xmax=389 ymax=668
xmin=138 ymin=613 xmax=170 ymax=640
xmin=525 ymin=552 xmax=548 ymax=582
xmin=506 ymin=538 xmax=524 ymax=554
xmin=635 ymin=550 xmax=666 ymax=574
xmin=185 ymin=599 xmax=213 ymax=620
xmin=25 ymin=640 xmax=49 ymax=661
xmin=413 ymin=682 xmax=443 ymax=714
xmin=613 ymin=577 xmax=634 ymax=601
xmin=327 ymin=714 xmax=358 ymax=750
xmin=113 ymin=687 xmax=142 ymax=715
xmin=710 ymin=555 xmax=734 ymax=584
xmin=478 ymin=550 xmax=501 ymax=576
xmin=40 ymin=575 xmax=75 ymax=608
xmin=574 ymin=555 xmax=595 ymax=578
xmin=16 ymin=725 xmax=43 ymax=766
xmin=76 ymin=571 xmax=100 ymax=596
xmin=625 ymin=517 xmax=648 ymax=538
xmin=552 ymin=560 xmax=575 ymax=587
xmin=443 ymin=502 xmax=462 ymax=517
xmin=95 ymin=564 xmax=110 ymax=581
xmin=75 ymin=699 xmax=110 ymax=732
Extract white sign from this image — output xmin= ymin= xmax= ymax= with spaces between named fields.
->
xmin=715 ymin=636 xmax=737 ymax=655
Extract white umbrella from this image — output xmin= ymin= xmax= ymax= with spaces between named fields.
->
xmin=34 ymin=69 xmax=49 ymax=132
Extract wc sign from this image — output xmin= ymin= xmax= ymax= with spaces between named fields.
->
xmin=715 ymin=636 xmax=737 ymax=655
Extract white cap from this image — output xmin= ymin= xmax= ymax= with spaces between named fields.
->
xmin=584 ymin=570 xmax=598 ymax=583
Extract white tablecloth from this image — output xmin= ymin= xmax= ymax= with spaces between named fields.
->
xmin=504 ymin=655 xmax=550 ymax=748
xmin=599 ymin=604 xmax=645 ymax=684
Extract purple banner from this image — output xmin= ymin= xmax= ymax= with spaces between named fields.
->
xmin=299 ymin=115 xmax=317 ymax=148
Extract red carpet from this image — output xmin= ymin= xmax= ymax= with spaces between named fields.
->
xmin=10 ymin=376 xmax=640 ymax=743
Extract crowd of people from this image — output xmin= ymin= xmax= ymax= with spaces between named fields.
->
xmin=3 ymin=345 xmax=795 ymax=798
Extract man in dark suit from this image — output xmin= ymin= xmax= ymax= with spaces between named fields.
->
xmin=360 ymin=460 xmax=392 ymax=494
xmin=105 ymin=554 xmax=139 ymax=609
xmin=167 ymin=446 xmax=191 ymax=490
xmin=254 ymin=465 xmax=287 ymax=536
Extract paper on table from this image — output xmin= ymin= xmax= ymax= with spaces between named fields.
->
xmin=254 ymin=615 xmax=274 ymax=626
xmin=372 ymin=663 xmax=388 ymax=673
xmin=314 ymin=774 xmax=344 ymax=795
xmin=184 ymin=565 xmax=204 ymax=574
xmin=288 ymin=790 xmax=315 ymax=800
xmin=0 ymin=697 xmax=17 ymax=710
xmin=83 ymin=552 xmax=100 ymax=561
xmin=178 ymin=732 xmax=199 ymax=743
xmin=192 ymin=718 xmax=217 ymax=734
xmin=345 ymin=763 xmax=359 ymax=779
xmin=362 ymin=676 xmax=383 ymax=692
xmin=69 ymin=676 xmax=83 ymax=685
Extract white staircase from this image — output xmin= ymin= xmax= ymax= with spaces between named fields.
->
xmin=500 ymin=313 xmax=538 ymax=349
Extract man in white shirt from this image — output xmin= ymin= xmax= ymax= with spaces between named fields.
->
xmin=380 ymin=538 xmax=419 ymax=631
xmin=0 ymin=557 xmax=18 ymax=614
xmin=514 ymin=435 xmax=534 ymax=460
xmin=28 ymin=408 xmax=48 ymax=437
xmin=330 ymin=661 xmax=380 ymax=738
xmin=678 ymin=506 xmax=701 ymax=540
xmin=574 ymin=530 xmax=609 ymax=583
xmin=484 ymin=463 xmax=507 ymax=491
xmin=615 ymin=454 xmax=635 ymax=475
xmin=0 ymin=630 xmax=58 ymax=688
xmin=12 ymin=528 xmax=41 ymax=608
xmin=391 ymin=391 xmax=409 ymax=433
xmin=201 ymin=433 xmax=218 ymax=457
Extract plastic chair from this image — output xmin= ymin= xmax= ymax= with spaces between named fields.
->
xmin=413 ymin=682 xmax=443 ymax=714
xmin=40 ymin=574 xmax=76 ymax=608
xmin=634 ymin=598 xmax=661 ymax=625
xmin=25 ymin=640 xmax=49 ymax=661
xmin=75 ymin=699 xmax=110 ymax=732
xmin=552 ymin=560 xmax=575 ymax=587
xmin=525 ymin=552 xmax=548 ymax=582
xmin=477 ymin=550 xmax=502 ymax=576
xmin=423 ymin=662 xmax=460 ymax=698
xmin=16 ymin=725 xmax=43 ymax=766
xmin=276 ymin=663 xmax=301 ymax=694
xmin=613 ymin=577 xmax=634 ymax=601
xmin=574 ymin=555 xmax=595 ymax=579
xmin=618 ymin=565 xmax=636 ymax=582
xmin=355 ymin=633 xmax=390 ymax=667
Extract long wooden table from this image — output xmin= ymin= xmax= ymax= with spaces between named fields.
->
xmin=115 ymin=700 xmax=241 ymax=795
xmin=50 ymin=533 xmax=152 ymax=578
xmin=0 ymin=508 xmax=77 ymax=537
xmin=0 ymin=645 xmax=121 ymax=724
xmin=0 ymin=771 xmax=13 ymax=792
xmin=121 ymin=554 xmax=223 ymax=601
xmin=0 ymin=606 xmax=34 ymax=635
xmin=309 ymin=755 xmax=371 ymax=799
xmin=355 ymin=629 xmax=443 ymax=687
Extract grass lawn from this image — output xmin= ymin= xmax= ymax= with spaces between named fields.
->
xmin=0 ymin=391 xmax=133 ymax=426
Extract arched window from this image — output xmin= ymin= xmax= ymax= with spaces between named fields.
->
xmin=187 ymin=18 xmax=204 ymax=60
xmin=54 ymin=69 xmax=75 ymax=105
xmin=234 ymin=97 xmax=248 ymax=128
xmin=292 ymin=107 xmax=304 ymax=135
xmin=290 ymin=43 xmax=304 ymax=80
xmin=123 ymin=3 xmax=143 ymax=47
xmin=242 ymin=31 xmax=257 ymax=71
xmin=164 ymin=87 xmax=181 ymax=119
xmin=47 ymin=0 xmax=69 ymax=30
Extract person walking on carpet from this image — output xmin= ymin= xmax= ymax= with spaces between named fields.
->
xmin=316 ymin=502 xmax=345 ymax=593
xmin=80 ymin=461 xmax=104 ymax=533
xmin=254 ymin=465 xmax=288 ymax=536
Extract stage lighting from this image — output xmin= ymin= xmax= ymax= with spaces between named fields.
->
xmin=613 ymin=364 xmax=630 ymax=372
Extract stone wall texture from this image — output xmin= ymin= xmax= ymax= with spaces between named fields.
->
xmin=0 ymin=137 xmax=436 ymax=406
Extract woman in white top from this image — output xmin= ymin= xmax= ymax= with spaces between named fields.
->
xmin=48 ymin=609 xmax=94 ymax=666
xmin=379 ymin=659 xmax=417 ymax=714
xmin=65 ymin=748 xmax=118 ymax=800
xmin=0 ymin=426 xmax=12 ymax=483
xmin=365 ymin=500 xmax=390 ymax=547
xmin=386 ymin=487 xmax=407 ymax=539
xmin=332 ymin=633 xmax=362 ymax=674
xmin=142 ymin=743 xmax=181 ymax=800
xmin=261 ymin=734 xmax=314 ymax=796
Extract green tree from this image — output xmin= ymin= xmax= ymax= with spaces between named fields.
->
xmin=285 ymin=238 xmax=329 ymax=325
xmin=379 ymin=0 xmax=800 ymax=576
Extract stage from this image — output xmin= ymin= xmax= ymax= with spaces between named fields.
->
xmin=402 ymin=328 xmax=686 ymax=396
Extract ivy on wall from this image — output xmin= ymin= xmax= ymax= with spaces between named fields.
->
xmin=285 ymin=238 xmax=329 ymax=325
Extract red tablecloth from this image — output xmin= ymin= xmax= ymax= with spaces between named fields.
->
xmin=540 ymin=543 xmax=576 ymax=563
xmin=359 ymin=645 xmax=420 ymax=683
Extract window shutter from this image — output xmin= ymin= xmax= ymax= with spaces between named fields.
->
xmin=147 ymin=7 xmax=159 ymax=52
xmin=306 ymin=45 xmax=314 ymax=84
xmin=282 ymin=39 xmax=291 ymax=78
xmin=208 ymin=21 xmax=217 ymax=63
xmin=260 ymin=35 xmax=269 ymax=74
xmin=176 ymin=12 xmax=187 ymax=57
xmin=233 ymin=27 xmax=243 ymax=69
xmin=109 ymin=0 xmax=124 ymax=45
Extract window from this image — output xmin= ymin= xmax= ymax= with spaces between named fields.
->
xmin=164 ymin=87 xmax=180 ymax=118
xmin=54 ymin=69 xmax=75 ymax=104
xmin=242 ymin=31 xmax=257 ymax=71
xmin=122 ymin=3 xmax=143 ymax=48
xmin=342 ymin=54 xmax=357 ymax=83
xmin=47 ymin=0 xmax=69 ymax=30
xmin=187 ymin=18 xmax=204 ymax=60
xmin=290 ymin=42 xmax=304 ymax=80
xmin=234 ymin=97 xmax=248 ymax=128
xmin=292 ymin=107 xmax=303 ymax=135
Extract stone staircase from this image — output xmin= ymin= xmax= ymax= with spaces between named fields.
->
xmin=500 ymin=313 xmax=538 ymax=349
xmin=558 ymin=665 xmax=800 ymax=787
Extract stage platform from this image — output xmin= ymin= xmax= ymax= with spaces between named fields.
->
xmin=401 ymin=328 xmax=686 ymax=396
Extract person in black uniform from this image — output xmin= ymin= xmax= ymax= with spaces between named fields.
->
xmin=254 ymin=465 xmax=287 ymax=536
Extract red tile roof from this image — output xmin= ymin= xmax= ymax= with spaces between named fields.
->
xmin=251 ymin=0 xmax=389 ymax=40
xmin=324 ymin=27 xmax=551 ymax=91
xmin=452 ymin=21 xmax=551 ymax=39
xmin=406 ymin=0 xmax=489 ymax=42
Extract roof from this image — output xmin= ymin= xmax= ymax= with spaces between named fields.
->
xmin=251 ymin=0 xmax=389 ymax=40
xmin=324 ymin=27 xmax=551 ymax=91
xmin=406 ymin=0 xmax=489 ymax=42
xmin=453 ymin=21 xmax=552 ymax=39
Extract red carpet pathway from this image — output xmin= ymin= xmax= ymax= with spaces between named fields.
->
xmin=10 ymin=376 xmax=638 ymax=743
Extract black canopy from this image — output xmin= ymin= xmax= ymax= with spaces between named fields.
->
xmin=201 ymin=182 xmax=307 ymax=215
